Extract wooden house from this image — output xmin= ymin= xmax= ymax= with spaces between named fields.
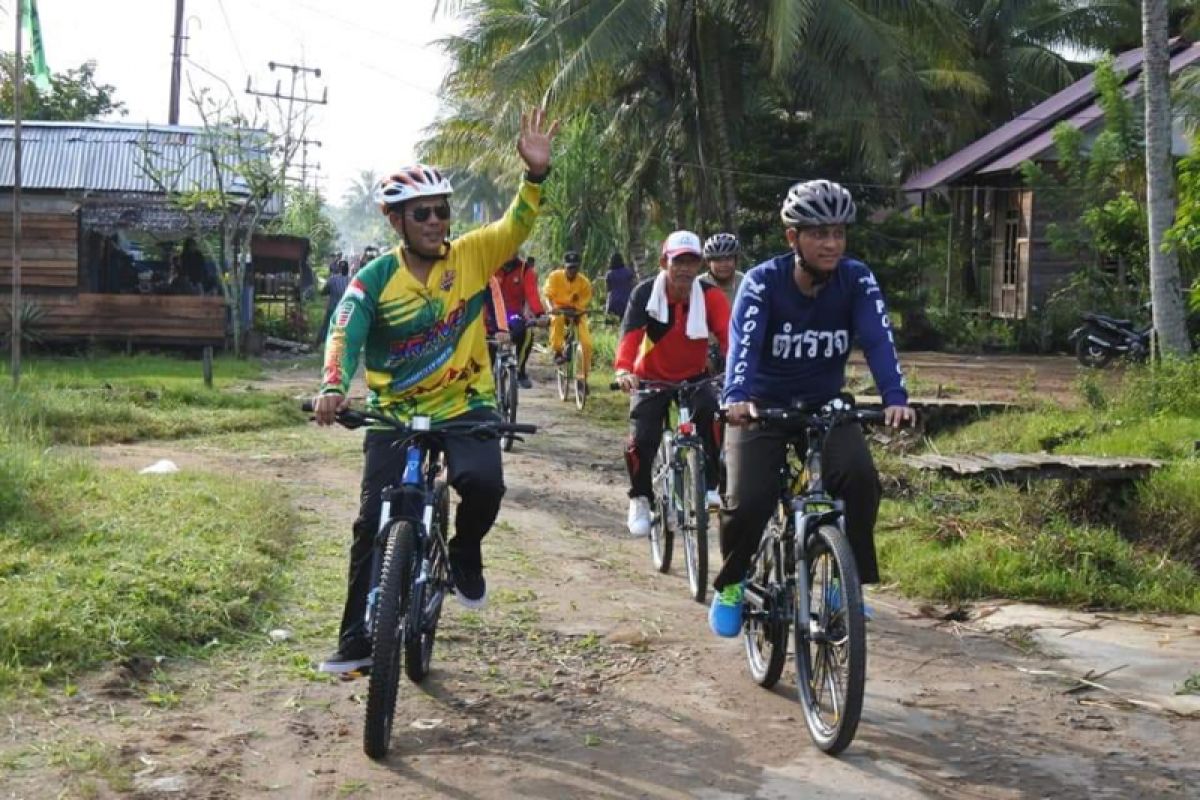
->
xmin=903 ymin=41 xmax=1200 ymax=319
xmin=0 ymin=120 xmax=278 ymax=347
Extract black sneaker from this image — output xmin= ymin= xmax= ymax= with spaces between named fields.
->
xmin=518 ymin=374 xmax=533 ymax=389
xmin=317 ymin=639 xmax=372 ymax=674
xmin=450 ymin=557 xmax=487 ymax=610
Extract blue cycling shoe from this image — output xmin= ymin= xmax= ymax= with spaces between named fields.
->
xmin=708 ymin=583 xmax=744 ymax=638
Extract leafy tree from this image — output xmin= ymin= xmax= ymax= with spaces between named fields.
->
xmin=271 ymin=186 xmax=338 ymax=265
xmin=0 ymin=53 xmax=124 ymax=120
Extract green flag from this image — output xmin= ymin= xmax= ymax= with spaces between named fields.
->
xmin=21 ymin=0 xmax=51 ymax=93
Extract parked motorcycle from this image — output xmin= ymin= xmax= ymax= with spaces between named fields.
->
xmin=1069 ymin=310 xmax=1151 ymax=368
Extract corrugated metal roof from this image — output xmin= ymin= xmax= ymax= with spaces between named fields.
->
xmin=0 ymin=120 xmax=271 ymax=197
xmin=902 ymin=43 xmax=1181 ymax=192
xmin=977 ymin=43 xmax=1200 ymax=174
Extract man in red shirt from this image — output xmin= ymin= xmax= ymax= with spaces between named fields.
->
xmin=614 ymin=231 xmax=731 ymax=537
xmin=491 ymin=254 xmax=546 ymax=387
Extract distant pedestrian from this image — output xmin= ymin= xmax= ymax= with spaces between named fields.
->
xmin=317 ymin=259 xmax=351 ymax=345
xmin=605 ymin=251 xmax=634 ymax=321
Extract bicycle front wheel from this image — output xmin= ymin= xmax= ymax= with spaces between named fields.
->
xmin=794 ymin=524 xmax=866 ymax=755
xmin=681 ymin=445 xmax=708 ymax=603
xmin=648 ymin=432 xmax=674 ymax=573
xmin=556 ymin=343 xmax=571 ymax=402
xmin=364 ymin=520 xmax=417 ymax=760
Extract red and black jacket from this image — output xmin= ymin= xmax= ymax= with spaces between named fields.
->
xmin=614 ymin=277 xmax=730 ymax=381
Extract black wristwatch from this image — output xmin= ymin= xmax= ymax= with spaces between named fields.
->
xmin=525 ymin=167 xmax=551 ymax=184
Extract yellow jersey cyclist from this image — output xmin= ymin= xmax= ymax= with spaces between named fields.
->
xmin=543 ymin=251 xmax=594 ymax=377
xmin=711 ymin=179 xmax=916 ymax=637
xmin=311 ymin=109 xmax=558 ymax=674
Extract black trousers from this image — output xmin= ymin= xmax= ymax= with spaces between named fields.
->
xmin=338 ymin=408 xmax=505 ymax=646
xmin=625 ymin=380 xmax=720 ymax=499
xmin=713 ymin=421 xmax=881 ymax=591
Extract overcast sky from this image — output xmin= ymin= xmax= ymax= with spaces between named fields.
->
xmin=13 ymin=0 xmax=462 ymax=202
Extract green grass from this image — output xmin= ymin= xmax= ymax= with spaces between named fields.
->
xmin=0 ymin=353 xmax=305 ymax=693
xmin=0 ymin=441 xmax=295 ymax=691
xmin=876 ymin=359 xmax=1200 ymax=611
xmin=2 ymin=354 xmax=305 ymax=445
xmin=878 ymin=481 xmax=1200 ymax=613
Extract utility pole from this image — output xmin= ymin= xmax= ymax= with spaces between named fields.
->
xmin=11 ymin=0 xmax=24 ymax=389
xmin=246 ymin=61 xmax=327 ymax=207
xmin=294 ymin=137 xmax=322 ymax=189
xmin=169 ymin=0 xmax=185 ymax=124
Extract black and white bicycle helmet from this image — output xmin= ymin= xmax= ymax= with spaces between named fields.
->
xmin=375 ymin=164 xmax=454 ymax=213
xmin=702 ymin=232 xmax=740 ymax=259
xmin=780 ymin=180 xmax=856 ymax=227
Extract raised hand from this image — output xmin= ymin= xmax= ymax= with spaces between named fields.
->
xmin=517 ymin=107 xmax=560 ymax=179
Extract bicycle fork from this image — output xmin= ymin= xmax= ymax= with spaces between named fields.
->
xmin=365 ymin=445 xmax=427 ymax=638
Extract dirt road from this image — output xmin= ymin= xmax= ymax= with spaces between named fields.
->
xmin=4 ymin=362 xmax=1197 ymax=799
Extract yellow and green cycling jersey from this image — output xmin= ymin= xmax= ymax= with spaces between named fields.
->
xmin=320 ymin=180 xmax=542 ymax=421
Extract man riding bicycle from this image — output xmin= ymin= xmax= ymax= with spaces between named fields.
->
xmin=311 ymin=108 xmax=558 ymax=673
xmin=699 ymin=232 xmax=745 ymax=305
xmin=710 ymin=179 xmax=916 ymax=637
xmin=543 ymin=250 xmax=594 ymax=376
xmin=614 ymin=231 xmax=730 ymax=537
xmin=491 ymin=254 xmax=546 ymax=388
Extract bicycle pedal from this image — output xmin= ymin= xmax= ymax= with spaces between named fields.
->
xmin=338 ymin=667 xmax=370 ymax=681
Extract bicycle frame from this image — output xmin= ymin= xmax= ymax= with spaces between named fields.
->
xmin=366 ymin=417 xmax=447 ymax=639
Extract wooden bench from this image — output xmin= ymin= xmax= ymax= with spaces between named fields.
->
xmin=903 ymin=452 xmax=1164 ymax=483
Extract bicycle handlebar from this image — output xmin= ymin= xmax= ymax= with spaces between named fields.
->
xmin=301 ymin=400 xmax=538 ymax=436
xmin=608 ymin=377 xmax=720 ymax=397
xmin=717 ymin=401 xmax=888 ymax=429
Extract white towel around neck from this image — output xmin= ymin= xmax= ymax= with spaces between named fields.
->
xmin=645 ymin=272 xmax=709 ymax=339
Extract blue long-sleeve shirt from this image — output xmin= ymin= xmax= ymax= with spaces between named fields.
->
xmin=722 ymin=253 xmax=907 ymax=409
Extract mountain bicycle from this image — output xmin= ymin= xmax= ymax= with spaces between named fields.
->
xmin=302 ymin=401 xmax=536 ymax=760
xmin=618 ymin=378 xmax=718 ymax=603
xmin=549 ymin=308 xmax=589 ymax=410
xmin=735 ymin=397 xmax=885 ymax=755
xmin=489 ymin=337 xmax=520 ymax=452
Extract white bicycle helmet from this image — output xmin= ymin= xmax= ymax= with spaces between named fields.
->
xmin=703 ymin=232 xmax=740 ymax=259
xmin=375 ymin=164 xmax=454 ymax=213
xmin=780 ymin=180 xmax=856 ymax=227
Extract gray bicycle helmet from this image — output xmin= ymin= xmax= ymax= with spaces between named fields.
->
xmin=780 ymin=180 xmax=857 ymax=227
xmin=702 ymin=232 xmax=740 ymax=259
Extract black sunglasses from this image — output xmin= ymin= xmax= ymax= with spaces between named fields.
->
xmin=407 ymin=203 xmax=452 ymax=223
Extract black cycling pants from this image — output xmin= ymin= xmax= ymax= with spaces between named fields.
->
xmin=713 ymin=421 xmax=881 ymax=591
xmin=625 ymin=380 xmax=720 ymax=499
xmin=338 ymin=408 xmax=505 ymax=646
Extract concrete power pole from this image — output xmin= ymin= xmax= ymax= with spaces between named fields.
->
xmin=169 ymin=0 xmax=185 ymax=124
xmin=246 ymin=62 xmax=327 ymax=207
xmin=11 ymin=0 xmax=25 ymax=388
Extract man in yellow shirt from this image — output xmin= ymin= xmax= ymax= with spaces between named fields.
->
xmin=543 ymin=251 xmax=593 ymax=376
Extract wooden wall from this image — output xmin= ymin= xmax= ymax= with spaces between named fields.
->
xmin=0 ymin=293 xmax=226 ymax=346
xmin=0 ymin=211 xmax=79 ymax=289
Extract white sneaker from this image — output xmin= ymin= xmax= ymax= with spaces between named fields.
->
xmin=627 ymin=496 xmax=651 ymax=537
xmin=705 ymin=489 xmax=722 ymax=509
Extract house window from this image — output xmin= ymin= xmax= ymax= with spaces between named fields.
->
xmin=1002 ymin=205 xmax=1020 ymax=287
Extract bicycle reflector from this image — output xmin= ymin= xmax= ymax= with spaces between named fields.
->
xmin=678 ymin=421 xmax=696 ymax=436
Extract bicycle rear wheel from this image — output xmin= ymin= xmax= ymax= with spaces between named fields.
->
xmin=573 ymin=340 xmax=588 ymax=411
xmin=500 ymin=367 xmax=518 ymax=452
xmin=744 ymin=517 xmax=788 ymax=688
xmin=794 ymin=524 xmax=866 ymax=755
xmin=648 ymin=432 xmax=674 ymax=573
xmin=364 ymin=520 xmax=417 ymax=760
xmin=680 ymin=445 xmax=708 ymax=603
xmin=404 ymin=481 xmax=449 ymax=683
